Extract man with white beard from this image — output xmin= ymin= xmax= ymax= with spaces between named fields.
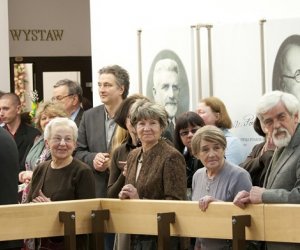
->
xmin=234 ymin=90 xmax=300 ymax=250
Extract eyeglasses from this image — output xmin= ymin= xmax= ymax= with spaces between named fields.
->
xmin=51 ymin=137 xmax=74 ymax=144
xmin=282 ymin=69 xmax=300 ymax=83
xmin=179 ymin=127 xmax=200 ymax=137
xmin=51 ymin=94 xmax=73 ymax=102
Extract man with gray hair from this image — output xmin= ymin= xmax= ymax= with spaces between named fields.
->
xmin=153 ymin=58 xmax=180 ymax=135
xmin=234 ymin=90 xmax=300 ymax=249
xmin=52 ymin=79 xmax=84 ymax=127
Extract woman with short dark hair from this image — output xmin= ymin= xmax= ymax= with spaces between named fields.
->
xmin=174 ymin=111 xmax=205 ymax=199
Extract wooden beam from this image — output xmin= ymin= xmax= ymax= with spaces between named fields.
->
xmin=99 ymin=199 xmax=264 ymax=240
xmin=264 ymin=204 xmax=300 ymax=243
xmin=0 ymin=199 xmax=102 ymax=240
xmin=0 ymin=198 xmax=299 ymax=244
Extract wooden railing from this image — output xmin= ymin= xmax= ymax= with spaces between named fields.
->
xmin=0 ymin=199 xmax=299 ymax=249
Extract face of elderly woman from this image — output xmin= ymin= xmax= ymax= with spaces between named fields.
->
xmin=136 ymin=118 xmax=162 ymax=145
xmin=198 ymin=139 xmax=225 ymax=172
xmin=46 ymin=125 xmax=76 ymax=160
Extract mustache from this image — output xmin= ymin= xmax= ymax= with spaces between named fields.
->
xmin=165 ymin=102 xmax=177 ymax=105
xmin=273 ymin=128 xmax=288 ymax=136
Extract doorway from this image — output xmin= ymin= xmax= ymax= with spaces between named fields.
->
xmin=10 ymin=56 xmax=93 ymax=110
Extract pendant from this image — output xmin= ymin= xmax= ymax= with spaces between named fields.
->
xmin=206 ymin=183 xmax=210 ymax=192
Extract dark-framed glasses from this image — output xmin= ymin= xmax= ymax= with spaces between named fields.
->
xmin=51 ymin=94 xmax=73 ymax=102
xmin=282 ymin=69 xmax=300 ymax=83
xmin=179 ymin=127 xmax=200 ymax=137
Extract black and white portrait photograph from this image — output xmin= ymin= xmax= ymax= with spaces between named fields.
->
xmin=272 ymin=34 xmax=300 ymax=102
xmin=146 ymin=49 xmax=189 ymax=122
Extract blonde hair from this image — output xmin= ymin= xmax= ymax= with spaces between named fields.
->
xmin=110 ymin=125 xmax=129 ymax=153
xmin=35 ymin=101 xmax=68 ymax=131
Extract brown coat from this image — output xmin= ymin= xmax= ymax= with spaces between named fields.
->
xmin=125 ymin=139 xmax=187 ymax=200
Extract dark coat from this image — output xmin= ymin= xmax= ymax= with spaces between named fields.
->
xmin=6 ymin=121 xmax=41 ymax=172
xmin=240 ymin=142 xmax=273 ymax=187
xmin=0 ymin=127 xmax=22 ymax=249
xmin=75 ymin=104 xmax=115 ymax=198
xmin=74 ymin=107 xmax=84 ymax=128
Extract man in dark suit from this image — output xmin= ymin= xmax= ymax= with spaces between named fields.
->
xmin=0 ymin=93 xmax=40 ymax=172
xmin=52 ymin=79 xmax=84 ymax=127
xmin=0 ymin=127 xmax=22 ymax=249
xmin=75 ymin=65 xmax=130 ymax=198
xmin=75 ymin=65 xmax=130 ymax=250
xmin=234 ymin=90 xmax=300 ymax=249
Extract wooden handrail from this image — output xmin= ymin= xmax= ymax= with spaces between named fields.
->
xmin=0 ymin=198 xmax=299 ymax=244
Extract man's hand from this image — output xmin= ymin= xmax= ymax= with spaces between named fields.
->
xmin=233 ymin=190 xmax=250 ymax=208
xmin=250 ymin=186 xmax=265 ymax=204
xmin=93 ymin=152 xmax=110 ymax=172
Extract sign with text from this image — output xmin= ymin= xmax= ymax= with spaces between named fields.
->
xmin=10 ymin=29 xmax=64 ymax=41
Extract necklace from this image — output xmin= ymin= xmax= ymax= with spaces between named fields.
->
xmin=205 ymin=176 xmax=215 ymax=192
xmin=205 ymin=179 xmax=214 ymax=192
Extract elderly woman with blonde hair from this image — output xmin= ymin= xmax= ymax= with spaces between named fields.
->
xmin=191 ymin=125 xmax=252 ymax=250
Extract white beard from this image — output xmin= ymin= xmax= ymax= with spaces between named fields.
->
xmin=272 ymin=128 xmax=292 ymax=148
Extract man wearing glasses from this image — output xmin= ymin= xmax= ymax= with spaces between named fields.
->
xmin=272 ymin=35 xmax=300 ymax=102
xmin=52 ymin=79 xmax=84 ymax=127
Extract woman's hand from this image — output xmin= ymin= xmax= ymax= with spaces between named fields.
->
xmin=32 ymin=190 xmax=51 ymax=203
xmin=198 ymin=195 xmax=216 ymax=211
xmin=18 ymin=171 xmax=33 ymax=183
xmin=261 ymin=133 xmax=276 ymax=154
xmin=119 ymin=184 xmax=139 ymax=200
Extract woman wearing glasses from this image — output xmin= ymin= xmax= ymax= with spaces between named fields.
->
xmin=26 ymin=117 xmax=95 ymax=249
xmin=19 ymin=102 xmax=68 ymax=203
xmin=174 ymin=111 xmax=205 ymax=200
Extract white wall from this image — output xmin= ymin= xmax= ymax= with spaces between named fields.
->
xmin=90 ymin=0 xmax=300 ymax=104
xmin=0 ymin=0 xmax=10 ymax=92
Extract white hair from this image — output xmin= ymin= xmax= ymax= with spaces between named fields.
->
xmin=153 ymin=58 xmax=179 ymax=87
xmin=44 ymin=117 xmax=78 ymax=141
xmin=256 ymin=90 xmax=299 ymax=121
